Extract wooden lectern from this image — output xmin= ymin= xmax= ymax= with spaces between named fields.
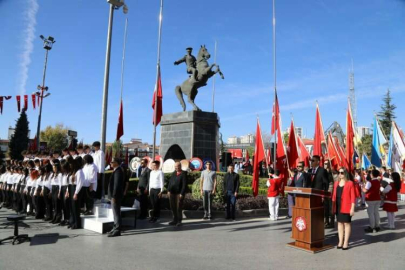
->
xmin=285 ymin=187 xmax=333 ymax=253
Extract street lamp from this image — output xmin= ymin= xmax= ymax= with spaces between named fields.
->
xmin=36 ymin=36 xmax=55 ymax=150
xmin=100 ymin=0 xmax=128 ymax=200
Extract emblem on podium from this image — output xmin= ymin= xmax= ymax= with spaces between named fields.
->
xmin=295 ymin=216 xmax=307 ymax=232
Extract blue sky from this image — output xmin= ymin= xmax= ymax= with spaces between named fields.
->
xmin=1 ymin=0 xmax=404 ymax=144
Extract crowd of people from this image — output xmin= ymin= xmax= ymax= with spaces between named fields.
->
xmin=1 ymin=147 xmax=404 ymax=244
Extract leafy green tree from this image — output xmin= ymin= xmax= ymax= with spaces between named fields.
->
xmin=40 ymin=124 xmax=69 ymax=152
xmin=8 ymin=110 xmax=30 ymax=160
xmin=358 ymin=134 xmax=372 ymax=158
xmin=0 ymin=148 xmax=5 ymax=165
xmin=378 ymin=89 xmax=396 ymax=140
xmin=112 ymin=140 xmax=123 ymax=158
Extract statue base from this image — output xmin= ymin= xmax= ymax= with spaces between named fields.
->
xmin=160 ymin=111 xmax=220 ymax=166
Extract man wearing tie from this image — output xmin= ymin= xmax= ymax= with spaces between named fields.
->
xmin=309 ymin=155 xmax=329 ymax=191
xmin=287 ymin=161 xmax=310 ymax=218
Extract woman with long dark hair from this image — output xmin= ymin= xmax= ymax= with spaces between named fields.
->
xmin=332 ymin=168 xmax=356 ymax=250
xmin=41 ymin=166 xmax=53 ymax=221
xmin=68 ymin=157 xmax=84 ymax=229
xmin=59 ymin=160 xmax=71 ymax=226
xmin=50 ymin=162 xmax=63 ymax=224
xmin=19 ymin=168 xmax=29 ymax=214
xmin=34 ymin=168 xmax=45 ymax=219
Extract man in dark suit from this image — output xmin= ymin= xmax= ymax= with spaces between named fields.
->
xmin=286 ymin=161 xmax=310 ymax=218
xmin=223 ymin=164 xmax=240 ymax=221
xmin=108 ymin=158 xmax=124 ymax=237
xmin=309 ymin=155 xmax=329 ymax=191
xmin=167 ymin=162 xmax=187 ymax=226
xmin=137 ymin=158 xmax=151 ymax=219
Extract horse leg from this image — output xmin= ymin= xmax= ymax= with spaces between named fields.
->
xmin=216 ymin=65 xmax=225 ymax=79
xmin=175 ymin=85 xmax=186 ymax=111
xmin=188 ymin=89 xmax=201 ymax=111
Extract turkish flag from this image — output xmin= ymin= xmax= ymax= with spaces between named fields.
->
xmin=16 ymin=95 xmax=21 ymax=112
xmin=327 ymin=131 xmax=340 ymax=170
xmin=152 ymin=66 xmax=163 ymax=125
xmin=0 ymin=96 xmax=3 ymax=114
xmin=116 ymin=100 xmax=124 ymax=141
xmin=335 ymin=137 xmax=348 ymax=169
xmin=276 ymin=121 xmax=289 ymax=194
xmin=346 ymin=101 xmax=355 ymax=173
xmin=245 ymin=148 xmax=250 ymax=162
xmin=313 ymin=103 xmax=326 ymax=159
xmin=37 ymin=95 xmax=41 ymax=107
xmin=297 ymin=135 xmax=310 ymax=167
xmin=252 ymin=119 xmax=266 ymax=197
xmin=24 ymin=95 xmax=28 ymax=111
xmin=32 ymin=94 xmax=36 ymax=109
xmin=271 ymin=90 xmax=280 ymax=135
xmin=287 ymin=120 xmax=299 ymax=168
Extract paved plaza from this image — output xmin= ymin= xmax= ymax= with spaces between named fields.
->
xmin=1 ymin=203 xmax=405 ymax=270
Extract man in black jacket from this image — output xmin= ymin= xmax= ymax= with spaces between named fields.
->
xmin=137 ymin=158 xmax=151 ymax=219
xmin=108 ymin=158 xmax=124 ymax=237
xmin=286 ymin=161 xmax=310 ymax=218
xmin=167 ymin=162 xmax=187 ymax=226
xmin=309 ymin=155 xmax=328 ymax=192
xmin=223 ymin=164 xmax=240 ymax=221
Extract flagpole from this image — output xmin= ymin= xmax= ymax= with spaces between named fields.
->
xmin=272 ymin=0 xmax=277 ymax=170
xmin=152 ymin=0 xmax=164 ymax=161
xmin=211 ymin=40 xmax=217 ymax=112
xmin=120 ymin=18 xmax=128 ymax=102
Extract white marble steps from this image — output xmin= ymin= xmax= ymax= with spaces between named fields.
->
xmin=81 ymin=203 xmax=137 ymax=234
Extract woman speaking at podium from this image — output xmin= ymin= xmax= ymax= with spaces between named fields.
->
xmin=332 ymin=168 xmax=356 ymax=250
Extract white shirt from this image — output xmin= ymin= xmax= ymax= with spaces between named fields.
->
xmin=149 ymin=170 xmax=164 ymax=192
xmin=61 ymin=174 xmax=69 ymax=186
xmin=51 ymin=173 xmax=62 ymax=187
xmin=83 ymin=163 xmax=98 ymax=190
xmin=93 ymin=150 xmax=105 ymax=173
xmin=75 ymin=169 xmax=85 ymax=195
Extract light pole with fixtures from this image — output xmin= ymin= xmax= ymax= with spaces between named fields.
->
xmin=36 ymin=35 xmax=55 ymax=150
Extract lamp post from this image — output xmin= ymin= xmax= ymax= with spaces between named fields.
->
xmin=36 ymin=35 xmax=55 ymax=150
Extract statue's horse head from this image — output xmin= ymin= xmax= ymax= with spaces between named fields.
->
xmin=197 ymin=45 xmax=210 ymax=62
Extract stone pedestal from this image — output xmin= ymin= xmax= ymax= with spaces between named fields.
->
xmin=160 ymin=111 xmax=220 ymax=165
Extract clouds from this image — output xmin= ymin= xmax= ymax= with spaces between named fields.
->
xmin=17 ymin=0 xmax=39 ymax=95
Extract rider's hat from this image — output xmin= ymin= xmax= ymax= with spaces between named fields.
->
xmin=186 ymin=47 xmax=193 ymax=51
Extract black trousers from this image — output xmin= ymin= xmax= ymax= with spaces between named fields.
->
xmin=7 ymin=185 xmax=12 ymax=206
xmin=43 ymin=187 xmax=53 ymax=220
xmin=95 ymin=173 xmax=103 ymax=200
xmin=112 ymin=198 xmax=122 ymax=231
xmin=85 ymin=189 xmax=95 ymax=212
xmin=51 ymin=186 xmax=62 ymax=221
xmin=26 ymin=187 xmax=33 ymax=213
xmin=70 ymin=185 xmax=82 ymax=228
xmin=34 ymin=187 xmax=45 ymax=218
xmin=20 ymin=185 xmax=26 ymax=213
xmin=60 ymin=186 xmax=70 ymax=221
xmin=138 ymin=187 xmax=148 ymax=218
xmin=150 ymin=188 xmax=161 ymax=219
xmin=324 ymin=197 xmax=334 ymax=224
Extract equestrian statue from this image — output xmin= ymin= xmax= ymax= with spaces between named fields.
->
xmin=174 ymin=45 xmax=224 ymax=111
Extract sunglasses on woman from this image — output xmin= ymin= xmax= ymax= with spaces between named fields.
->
xmin=339 ymin=171 xmax=345 ymax=174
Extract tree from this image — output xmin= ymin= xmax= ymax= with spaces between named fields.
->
xmin=8 ymin=110 xmax=30 ymax=160
xmin=378 ymin=89 xmax=396 ymax=140
xmin=40 ymin=124 xmax=69 ymax=152
xmin=112 ymin=140 xmax=123 ymax=158
xmin=358 ymin=134 xmax=372 ymax=158
xmin=283 ymin=131 xmax=289 ymax=145
xmin=0 ymin=148 xmax=5 ymax=165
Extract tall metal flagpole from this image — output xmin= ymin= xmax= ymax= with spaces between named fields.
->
xmin=272 ymin=0 xmax=277 ymax=170
xmin=36 ymin=49 xmax=49 ymax=149
xmin=120 ymin=18 xmax=128 ymax=101
xmin=100 ymin=4 xmax=115 ymax=154
xmin=152 ymin=0 xmax=164 ymax=160
xmin=211 ymin=40 xmax=217 ymax=112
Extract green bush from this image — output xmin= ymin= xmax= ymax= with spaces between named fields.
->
xmin=239 ymin=187 xmax=267 ymax=196
xmin=191 ymin=174 xmax=225 ymax=204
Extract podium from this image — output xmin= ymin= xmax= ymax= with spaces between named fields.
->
xmin=285 ymin=187 xmax=333 ymax=253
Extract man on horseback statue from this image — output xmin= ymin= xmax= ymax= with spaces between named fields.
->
xmin=174 ymin=47 xmax=198 ymax=81
xmin=173 ymin=45 xmax=224 ymax=111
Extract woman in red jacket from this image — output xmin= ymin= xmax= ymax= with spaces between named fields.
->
xmin=332 ymin=168 xmax=356 ymax=250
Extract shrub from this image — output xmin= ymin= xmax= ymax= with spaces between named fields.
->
xmin=191 ymin=174 xmax=225 ymax=204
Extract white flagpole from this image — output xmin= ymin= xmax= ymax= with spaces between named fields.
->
xmin=152 ymin=0 xmax=164 ymax=160
xmin=120 ymin=18 xmax=128 ymax=101
xmin=212 ymin=40 xmax=217 ymax=112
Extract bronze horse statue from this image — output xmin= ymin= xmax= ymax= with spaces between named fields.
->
xmin=175 ymin=45 xmax=224 ymax=111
